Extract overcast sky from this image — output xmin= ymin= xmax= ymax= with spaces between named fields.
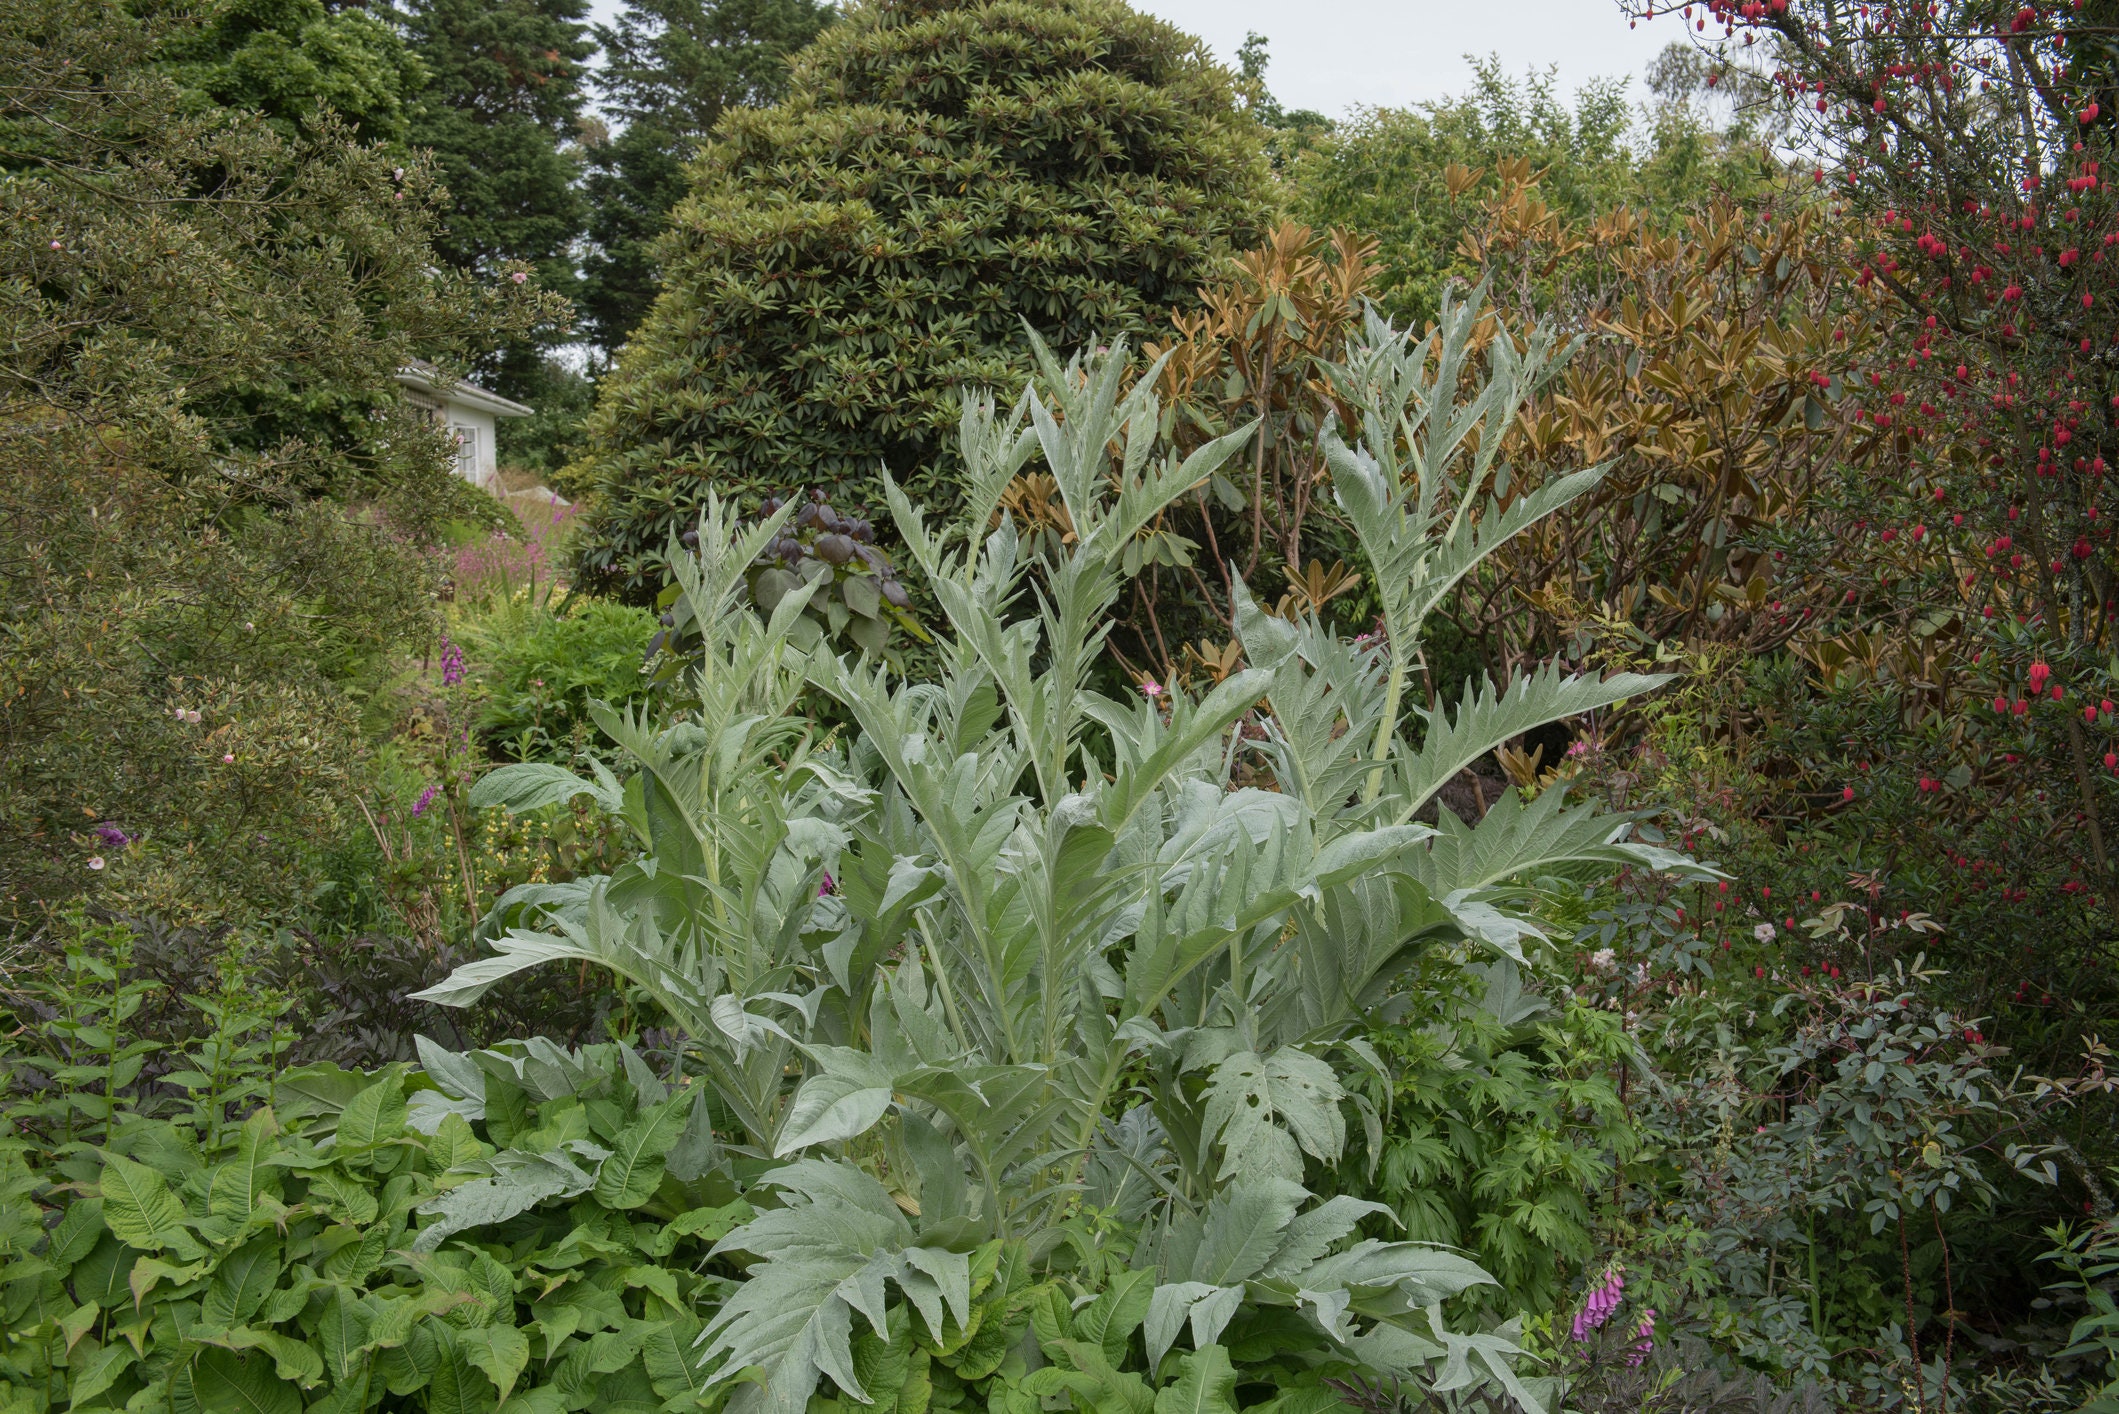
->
xmin=582 ymin=0 xmax=1681 ymax=121
xmin=1132 ymin=0 xmax=1674 ymax=118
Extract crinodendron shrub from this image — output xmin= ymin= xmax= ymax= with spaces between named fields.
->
xmin=408 ymin=292 xmax=1707 ymax=1412
xmin=562 ymin=0 xmax=1272 ymax=599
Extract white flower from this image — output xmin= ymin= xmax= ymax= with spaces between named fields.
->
xmin=1590 ymin=947 xmax=1617 ymax=971
xmin=87 ymin=856 xmax=105 ymax=871
xmin=1753 ymin=922 xmax=1778 ymax=944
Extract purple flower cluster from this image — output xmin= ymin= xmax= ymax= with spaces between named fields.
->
xmin=1626 ymin=1309 xmax=1658 ymax=1367
xmin=1572 ymin=1265 xmax=1625 ymax=1341
xmin=93 ymin=821 xmax=134 ymax=848
xmin=413 ymin=786 xmax=438 ymax=818
xmin=439 ymin=636 xmax=465 ymax=687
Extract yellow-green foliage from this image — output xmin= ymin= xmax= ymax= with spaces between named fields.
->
xmin=564 ymin=0 xmax=1272 ymax=599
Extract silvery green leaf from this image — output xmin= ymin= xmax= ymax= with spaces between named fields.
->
xmin=1202 ymin=1051 xmax=1345 ymax=1180
xmin=405 ymin=1091 xmax=484 ymax=1136
xmin=415 ymin=1036 xmax=486 ymax=1102
xmin=772 ymin=1075 xmax=893 ymax=1157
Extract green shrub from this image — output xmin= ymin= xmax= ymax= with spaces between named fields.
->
xmin=467 ymin=600 xmax=660 ymax=762
xmin=1349 ymin=960 xmax=1638 ymax=1322
xmin=0 ymin=0 xmax=554 ymax=932
xmin=563 ymin=0 xmax=1273 ymax=598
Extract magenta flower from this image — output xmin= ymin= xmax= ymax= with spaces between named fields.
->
xmin=439 ymin=636 xmax=465 ymax=687
xmin=1139 ymin=679 xmax=1164 ymax=700
xmin=413 ymin=786 xmax=438 ymax=818
xmin=818 ymin=871 xmax=835 ymax=896
xmin=1571 ymin=1265 xmax=1626 ymax=1342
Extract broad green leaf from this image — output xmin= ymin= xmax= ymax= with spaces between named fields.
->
xmin=305 ymin=1170 xmax=379 ymax=1227
xmin=272 ymin=1063 xmax=368 ymax=1123
xmin=337 ymin=1075 xmax=407 ymax=1151
xmin=415 ymin=1036 xmax=488 ymax=1103
xmin=72 ymin=1339 xmax=137 ymax=1407
xmin=318 ymin=1289 xmax=373 ymax=1383
xmin=424 ymin=1328 xmax=486 ymax=1414
xmin=593 ymin=1100 xmax=690 ymax=1210
xmin=1153 ymin=1345 xmax=1238 ymax=1414
xmin=70 ymin=1339 xmax=137 ymax=1404
xmin=57 ymin=1301 xmax=97 ymax=1351
xmin=98 ymin=1153 xmax=196 ymax=1256
xmin=1076 ymin=1268 xmax=1155 ymax=1367
xmin=459 ymin=1323 xmax=531 ymax=1404
xmin=772 ymin=1075 xmax=893 ymax=1157
xmin=47 ymin=1198 xmax=106 ymax=1267
xmin=202 ymin=1238 xmax=281 ymax=1328
xmin=132 ymin=1255 xmax=209 ymax=1305
xmin=207 ymin=1109 xmax=279 ymax=1223
xmin=199 ymin=1329 xmax=326 ymax=1389
xmin=180 ymin=1344 xmax=301 ymax=1414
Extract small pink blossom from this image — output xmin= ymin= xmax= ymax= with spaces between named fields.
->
xmin=1139 ymin=680 xmax=1164 ymax=700
xmin=511 ymin=271 xmax=528 ymax=284
xmin=87 ymin=856 xmax=105 ymax=871
xmin=221 ymin=752 xmax=235 ymax=763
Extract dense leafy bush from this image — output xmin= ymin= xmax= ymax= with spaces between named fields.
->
xmin=562 ymin=0 xmax=1273 ymax=598
xmin=0 ymin=0 xmax=554 ymax=931
xmin=469 ymin=600 xmax=660 ymax=762
xmin=1289 ymin=59 xmax=1766 ymax=327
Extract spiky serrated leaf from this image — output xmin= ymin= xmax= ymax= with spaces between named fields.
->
xmin=1391 ymin=664 xmax=1668 ymax=824
xmin=1201 ymin=1052 xmax=1344 ymax=1181
xmin=412 ymin=1149 xmax=598 ymax=1252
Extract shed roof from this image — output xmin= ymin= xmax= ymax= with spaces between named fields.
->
xmin=396 ymin=361 xmax=534 ymax=418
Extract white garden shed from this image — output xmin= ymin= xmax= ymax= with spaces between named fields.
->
xmin=396 ymin=362 xmax=533 ymax=488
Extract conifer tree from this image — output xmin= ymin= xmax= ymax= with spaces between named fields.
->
xmin=404 ymin=0 xmax=593 ymax=397
xmin=566 ymin=0 xmax=1270 ymax=598
xmin=580 ymin=0 xmax=836 ymax=355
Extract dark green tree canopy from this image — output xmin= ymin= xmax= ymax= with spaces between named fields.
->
xmin=403 ymin=0 xmax=593 ymax=285
xmin=597 ymin=0 xmax=837 ymax=133
xmin=565 ymin=0 xmax=1271 ymax=598
xmin=580 ymin=0 xmax=836 ymax=353
xmin=159 ymin=0 xmax=427 ymax=143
